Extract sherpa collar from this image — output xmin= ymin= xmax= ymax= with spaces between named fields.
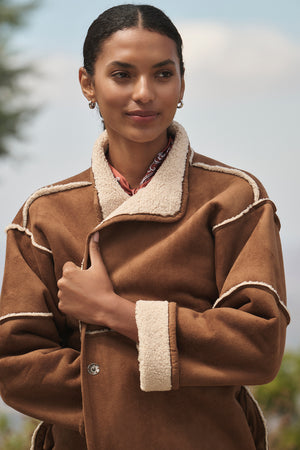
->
xmin=91 ymin=121 xmax=190 ymax=223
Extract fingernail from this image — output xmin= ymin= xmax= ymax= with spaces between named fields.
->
xmin=93 ymin=232 xmax=99 ymax=243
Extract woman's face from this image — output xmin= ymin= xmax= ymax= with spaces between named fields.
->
xmin=80 ymin=27 xmax=185 ymax=146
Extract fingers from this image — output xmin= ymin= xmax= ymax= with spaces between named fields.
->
xmin=62 ymin=261 xmax=78 ymax=274
xmin=89 ymin=232 xmax=105 ymax=270
xmin=57 ymin=261 xmax=79 ymax=293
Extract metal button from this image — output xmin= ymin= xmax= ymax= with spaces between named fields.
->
xmin=87 ymin=363 xmax=100 ymax=375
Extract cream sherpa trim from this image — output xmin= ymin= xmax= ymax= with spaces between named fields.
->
xmin=22 ymin=181 xmax=92 ymax=228
xmin=0 ymin=312 xmax=53 ymax=323
xmin=212 ymin=198 xmax=270 ymax=231
xmin=91 ymin=121 xmax=189 ymax=221
xmin=5 ymin=224 xmax=53 ymax=254
xmin=91 ymin=130 xmax=129 ymax=219
xmin=6 ymin=181 xmax=91 ymax=254
xmin=135 ymin=300 xmax=172 ymax=392
xmin=213 ymin=281 xmax=290 ymax=321
xmin=244 ymin=387 xmax=269 ymax=449
xmin=85 ymin=328 xmax=111 ymax=335
xmin=30 ymin=421 xmax=44 ymax=450
xmin=191 ymin=161 xmax=260 ymax=202
xmin=189 ymin=148 xmax=195 ymax=163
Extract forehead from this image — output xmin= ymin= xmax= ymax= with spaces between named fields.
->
xmin=98 ymin=27 xmax=179 ymax=65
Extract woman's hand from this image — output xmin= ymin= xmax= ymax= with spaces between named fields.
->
xmin=57 ymin=232 xmax=138 ymax=342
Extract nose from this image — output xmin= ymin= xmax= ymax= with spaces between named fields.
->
xmin=132 ymin=76 xmax=155 ymax=104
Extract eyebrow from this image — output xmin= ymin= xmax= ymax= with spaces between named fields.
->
xmin=108 ymin=59 xmax=176 ymax=69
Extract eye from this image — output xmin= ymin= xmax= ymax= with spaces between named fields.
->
xmin=111 ymin=71 xmax=130 ymax=80
xmin=156 ymin=70 xmax=173 ymax=80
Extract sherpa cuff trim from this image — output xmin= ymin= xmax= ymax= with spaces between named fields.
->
xmin=135 ymin=300 xmax=172 ymax=392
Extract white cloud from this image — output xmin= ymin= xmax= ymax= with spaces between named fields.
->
xmin=20 ymin=22 xmax=300 ymax=106
xmin=179 ymin=22 xmax=300 ymax=100
xmin=23 ymin=53 xmax=84 ymax=105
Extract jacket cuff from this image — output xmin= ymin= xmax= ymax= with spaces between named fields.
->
xmin=136 ymin=300 xmax=176 ymax=392
xmin=135 ymin=300 xmax=172 ymax=392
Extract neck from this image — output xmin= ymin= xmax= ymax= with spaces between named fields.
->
xmin=106 ymin=131 xmax=168 ymax=189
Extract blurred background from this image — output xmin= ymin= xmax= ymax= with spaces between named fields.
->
xmin=0 ymin=0 xmax=299 ymax=448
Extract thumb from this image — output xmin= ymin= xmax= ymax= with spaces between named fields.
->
xmin=89 ymin=232 xmax=104 ymax=270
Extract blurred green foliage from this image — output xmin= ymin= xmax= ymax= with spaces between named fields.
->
xmin=0 ymin=412 xmax=38 ymax=450
xmin=0 ymin=0 xmax=40 ymax=158
xmin=254 ymin=350 xmax=300 ymax=450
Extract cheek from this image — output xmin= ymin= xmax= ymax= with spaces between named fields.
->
xmin=158 ymin=81 xmax=182 ymax=103
xmin=98 ymin=85 xmax=129 ymax=111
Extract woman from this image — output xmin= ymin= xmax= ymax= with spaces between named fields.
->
xmin=0 ymin=4 xmax=289 ymax=450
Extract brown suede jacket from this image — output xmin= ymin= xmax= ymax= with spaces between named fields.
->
xmin=0 ymin=122 xmax=289 ymax=449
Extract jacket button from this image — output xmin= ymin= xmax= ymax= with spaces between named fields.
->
xmin=87 ymin=363 xmax=100 ymax=375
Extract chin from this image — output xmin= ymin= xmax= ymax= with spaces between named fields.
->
xmin=127 ymin=131 xmax=164 ymax=145
xmin=128 ymin=124 xmax=169 ymax=140
xmin=106 ymin=120 xmax=170 ymax=145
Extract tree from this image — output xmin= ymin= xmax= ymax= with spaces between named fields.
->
xmin=0 ymin=0 xmax=39 ymax=158
xmin=253 ymin=350 xmax=300 ymax=450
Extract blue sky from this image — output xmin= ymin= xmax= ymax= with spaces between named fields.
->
xmin=1 ymin=0 xmax=300 ymax=341
xmin=19 ymin=0 xmax=300 ymax=53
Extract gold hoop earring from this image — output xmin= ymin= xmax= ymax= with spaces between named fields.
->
xmin=89 ymin=101 xmax=96 ymax=110
xmin=177 ymin=100 xmax=184 ymax=109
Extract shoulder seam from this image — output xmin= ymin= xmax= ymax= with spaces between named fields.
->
xmin=22 ymin=181 xmax=92 ymax=228
xmin=5 ymin=224 xmax=53 ymax=254
xmin=191 ymin=160 xmax=260 ymax=202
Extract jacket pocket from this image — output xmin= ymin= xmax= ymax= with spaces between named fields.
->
xmin=238 ymin=386 xmax=268 ymax=450
xmin=30 ymin=422 xmax=54 ymax=450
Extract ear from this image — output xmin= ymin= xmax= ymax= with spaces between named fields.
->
xmin=79 ymin=67 xmax=95 ymax=101
xmin=179 ymin=76 xmax=185 ymax=101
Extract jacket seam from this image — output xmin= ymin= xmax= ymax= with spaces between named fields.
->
xmin=213 ymin=281 xmax=290 ymax=322
xmin=5 ymin=224 xmax=53 ymax=254
xmin=212 ymin=198 xmax=272 ymax=232
xmin=190 ymin=161 xmax=260 ymax=202
xmin=0 ymin=312 xmax=54 ymax=324
xmin=22 ymin=181 xmax=92 ymax=228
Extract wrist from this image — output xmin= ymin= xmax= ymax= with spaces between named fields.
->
xmin=107 ymin=294 xmax=138 ymax=342
xmin=93 ymin=292 xmax=120 ymax=327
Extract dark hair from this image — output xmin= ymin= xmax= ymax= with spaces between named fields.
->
xmin=83 ymin=4 xmax=184 ymax=76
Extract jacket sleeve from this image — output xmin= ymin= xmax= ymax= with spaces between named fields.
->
xmin=0 ymin=224 xmax=84 ymax=434
xmin=135 ymin=200 xmax=289 ymax=392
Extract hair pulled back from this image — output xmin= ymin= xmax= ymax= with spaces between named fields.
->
xmin=83 ymin=4 xmax=184 ymax=76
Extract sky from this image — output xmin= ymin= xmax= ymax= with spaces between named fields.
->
xmin=0 ymin=0 xmax=299 ymax=399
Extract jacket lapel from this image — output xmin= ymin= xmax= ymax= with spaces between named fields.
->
xmin=91 ymin=121 xmax=190 ymax=224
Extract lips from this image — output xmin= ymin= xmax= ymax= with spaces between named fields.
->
xmin=126 ymin=110 xmax=158 ymax=117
